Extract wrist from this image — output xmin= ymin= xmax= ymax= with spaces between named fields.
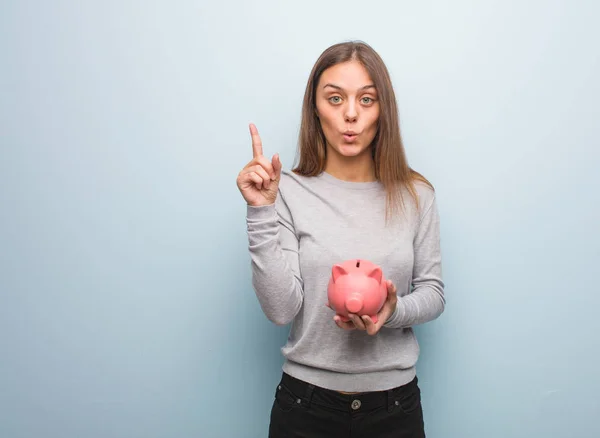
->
xmin=247 ymin=200 xmax=275 ymax=207
xmin=246 ymin=203 xmax=276 ymax=220
xmin=383 ymin=300 xmax=403 ymax=328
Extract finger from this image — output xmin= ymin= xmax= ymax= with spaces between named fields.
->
xmin=249 ymin=123 xmax=263 ymax=158
xmin=243 ymin=165 xmax=271 ymax=189
xmin=363 ymin=314 xmax=386 ymax=336
xmin=348 ymin=314 xmax=366 ymax=330
xmin=252 ymin=165 xmax=272 ymax=189
xmin=362 ymin=315 xmax=378 ymax=335
xmin=272 ymin=153 xmax=282 ymax=181
xmin=246 ymin=172 xmax=263 ymax=190
xmin=387 ymin=280 xmax=397 ymax=298
xmin=243 ymin=164 xmax=271 ymax=181
xmin=255 ymin=155 xmax=275 ymax=180
xmin=334 ymin=315 xmax=355 ymax=330
xmin=241 ymin=169 xmax=266 ymax=190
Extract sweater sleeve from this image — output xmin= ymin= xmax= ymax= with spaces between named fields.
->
xmin=384 ymin=194 xmax=446 ymax=329
xmin=246 ymin=191 xmax=304 ymax=325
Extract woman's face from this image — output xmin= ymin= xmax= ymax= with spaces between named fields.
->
xmin=315 ymin=60 xmax=380 ymax=160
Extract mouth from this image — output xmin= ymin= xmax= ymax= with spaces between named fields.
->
xmin=342 ymin=131 xmax=359 ymax=142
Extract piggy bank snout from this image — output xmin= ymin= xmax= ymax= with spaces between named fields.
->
xmin=345 ymin=295 xmax=363 ymax=313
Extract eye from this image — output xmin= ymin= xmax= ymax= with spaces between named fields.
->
xmin=328 ymin=96 xmax=342 ymax=104
xmin=361 ymin=97 xmax=374 ymax=105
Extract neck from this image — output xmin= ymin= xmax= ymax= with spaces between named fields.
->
xmin=324 ymin=148 xmax=376 ymax=182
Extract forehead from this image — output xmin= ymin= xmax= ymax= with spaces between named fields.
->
xmin=318 ymin=60 xmax=374 ymax=90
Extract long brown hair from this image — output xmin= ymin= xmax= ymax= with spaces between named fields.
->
xmin=292 ymin=41 xmax=433 ymax=221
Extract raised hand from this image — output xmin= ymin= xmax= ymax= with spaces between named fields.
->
xmin=236 ymin=123 xmax=282 ymax=207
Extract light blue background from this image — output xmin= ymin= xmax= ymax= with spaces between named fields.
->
xmin=1 ymin=1 xmax=598 ymax=437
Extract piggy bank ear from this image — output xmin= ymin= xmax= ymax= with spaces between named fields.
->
xmin=367 ymin=267 xmax=383 ymax=283
xmin=332 ymin=265 xmax=348 ymax=283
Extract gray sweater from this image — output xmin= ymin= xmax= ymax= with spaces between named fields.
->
xmin=246 ymin=169 xmax=445 ymax=392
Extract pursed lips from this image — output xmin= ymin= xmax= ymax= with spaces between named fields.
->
xmin=342 ymin=131 xmax=359 ymax=142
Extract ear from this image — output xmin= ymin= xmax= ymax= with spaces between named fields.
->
xmin=332 ymin=264 xmax=348 ymax=283
xmin=367 ymin=267 xmax=383 ymax=284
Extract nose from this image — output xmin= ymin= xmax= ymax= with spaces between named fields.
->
xmin=344 ymin=101 xmax=358 ymax=122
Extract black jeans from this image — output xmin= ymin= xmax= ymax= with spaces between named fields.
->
xmin=268 ymin=372 xmax=425 ymax=438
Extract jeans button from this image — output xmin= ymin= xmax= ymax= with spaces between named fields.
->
xmin=351 ymin=399 xmax=361 ymax=410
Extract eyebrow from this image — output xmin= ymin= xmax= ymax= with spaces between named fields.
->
xmin=323 ymin=83 xmax=376 ymax=91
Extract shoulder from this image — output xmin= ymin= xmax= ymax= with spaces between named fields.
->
xmin=412 ymin=179 xmax=436 ymax=206
xmin=278 ymin=168 xmax=321 ymax=196
xmin=280 ymin=168 xmax=312 ymax=185
xmin=279 ymin=168 xmax=301 ymax=186
xmin=274 ymin=169 xmax=315 ymax=212
xmin=405 ymin=177 xmax=438 ymax=223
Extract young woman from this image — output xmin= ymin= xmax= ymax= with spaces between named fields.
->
xmin=236 ymin=41 xmax=445 ymax=438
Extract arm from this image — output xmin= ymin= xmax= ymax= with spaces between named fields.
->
xmin=384 ymin=195 xmax=446 ymax=329
xmin=246 ymin=191 xmax=304 ymax=325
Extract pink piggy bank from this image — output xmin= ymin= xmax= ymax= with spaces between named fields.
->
xmin=327 ymin=259 xmax=387 ymax=323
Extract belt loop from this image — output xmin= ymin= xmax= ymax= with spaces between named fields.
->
xmin=304 ymin=384 xmax=315 ymax=407
xmin=387 ymin=389 xmax=394 ymax=412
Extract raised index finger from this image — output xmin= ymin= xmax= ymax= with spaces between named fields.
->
xmin=249 ymin=123 xmax=263 ymax=157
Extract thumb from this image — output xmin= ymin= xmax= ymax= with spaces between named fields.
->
xmin=386 ymin=279 xmax=395 ymax=292
xmin=272 ymin=153 xmax=282 ymax=181
xmin=386 ymin=280 xmax=397 ymax=301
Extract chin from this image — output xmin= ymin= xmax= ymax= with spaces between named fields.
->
xmin=336 ymin=143 xmax=369 ymax=157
